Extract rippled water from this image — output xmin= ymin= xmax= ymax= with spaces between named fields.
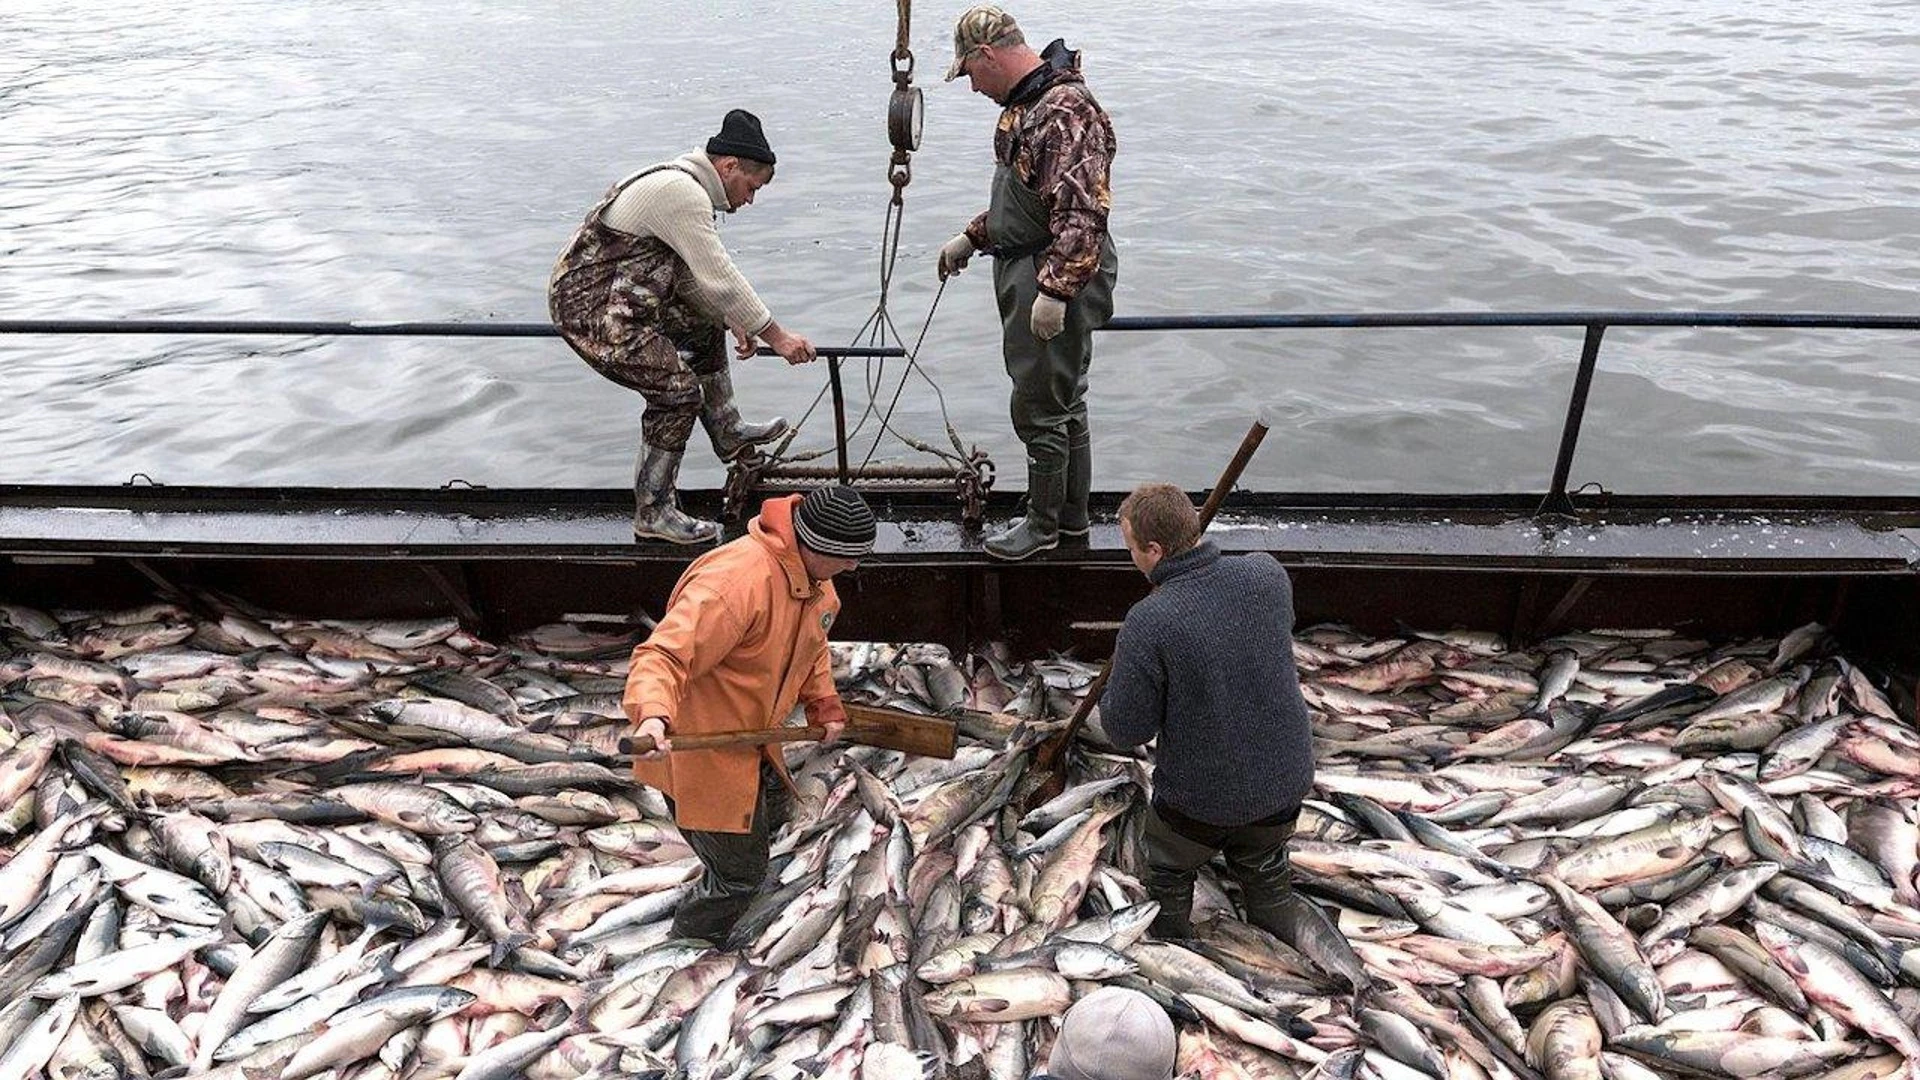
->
xmin=2 ymin=0 xmax=1916 ymax=495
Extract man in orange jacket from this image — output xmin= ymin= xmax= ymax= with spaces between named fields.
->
xmin=622 ymin=484 xmax=876 ymax=944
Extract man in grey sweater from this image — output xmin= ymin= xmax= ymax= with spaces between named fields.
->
xmin=1101 ymin=483 xmax=1363 ymax=988
xmin=550 ymin=109 xmax=816 ymax=544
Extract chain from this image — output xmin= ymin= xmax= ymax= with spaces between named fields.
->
xmin=889 ymin=151 xmax=912 ymax=205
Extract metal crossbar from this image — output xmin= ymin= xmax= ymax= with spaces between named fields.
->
xmin=0 ymin=318 xmax=907 ymax=359
xmin=1101 ymin=312 xmax=1920 ymax=331
xmin=3 ymin=311 xmax=1915 ymax=513
xmin=1098 ymin=310 xmax=1920 ymax=514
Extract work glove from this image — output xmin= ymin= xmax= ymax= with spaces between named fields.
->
xmin=1030 ymin=293 xmax=1067 ymax=340
xmin=937 ymin=233 xmax=975 ymax=280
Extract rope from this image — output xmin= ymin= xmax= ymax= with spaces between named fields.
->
xmin=847 ymin=188 xmax=971 ymax=470
xmin=858 ymin=279 xmax=968 ymax=472
xmin=776 ymin=203 xmax=963 ymax=471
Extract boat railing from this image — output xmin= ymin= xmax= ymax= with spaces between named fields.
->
xmin=3 ymin=311 xmax=1917 ymax=514
xmin=1102 ymin=311 xmax=1920 ymax=513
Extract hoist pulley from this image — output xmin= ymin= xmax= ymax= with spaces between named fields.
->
xmin=886 ymin=0 xmax=920 ymax=195
xmin=722 ymin=0 xmax=996 ymax=527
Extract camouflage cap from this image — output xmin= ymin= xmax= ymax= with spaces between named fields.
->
xmin=944 ymin=4 xmax=1021 ymax=82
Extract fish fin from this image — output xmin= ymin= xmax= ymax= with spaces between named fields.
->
xmin=357 ymin=908 xmax=400 ymax=940
xmin=1280 ymin=1010 xmax=1320 ymax=1040
xmin=490 ymin=932 xmax=534 ymax=967
xmin=359 ymin=869 xmax=403 ymax=900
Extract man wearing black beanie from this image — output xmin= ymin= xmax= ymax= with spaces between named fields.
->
xmin=623 ymin=485 xmax=875 ymax=944
xmin=551 ymin=109 xmax=819 ymax=545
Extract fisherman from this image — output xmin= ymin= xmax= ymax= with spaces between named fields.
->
xmin=1033 ymin=986 xmax=1177 ymax=1080
xmin=1099 ymin=483 xmax=1364 ymax=985
xmin=549 ymin=109 xmax=818 ymax=545
xmin=936 ymin=4 xmax=1118 ymax=561
xmin=621 ymin=484 xmax=875 ymax=945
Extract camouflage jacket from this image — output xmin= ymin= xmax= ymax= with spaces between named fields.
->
xmin=964 ymin=43 xmax=1116 ymax=301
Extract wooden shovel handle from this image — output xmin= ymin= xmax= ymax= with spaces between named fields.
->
xmin=619 ymin=726 xmax=826 ymax=755
xmin=615 ymin=705 xmax=955 ymax=759
xmin=1195 ymin=419 xmax=1272 ymax=529
xmin=1032 ymin=418 xmax=1271 ymax=778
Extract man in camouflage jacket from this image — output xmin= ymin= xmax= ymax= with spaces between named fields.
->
xmin=937 ymin=5 xmax=1119 ymax=561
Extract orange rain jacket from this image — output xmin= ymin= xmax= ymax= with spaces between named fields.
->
xmin=622 ymin=495 xmax=849 ymax=833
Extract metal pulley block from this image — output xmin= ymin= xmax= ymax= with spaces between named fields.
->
xmin=888 ymin=83 xmax=924 ymax=153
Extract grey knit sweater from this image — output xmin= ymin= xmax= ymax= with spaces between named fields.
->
xmin=1101 ymin=541 xmax=1314 ymax=826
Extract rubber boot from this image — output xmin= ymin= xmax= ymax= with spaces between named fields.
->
xmin=698 ymin=367 xmax=788 ymax=462
xmin=985 ymin=463 xmax=1064 ymax=561
xmin=632 ymin=445 xmax=721 ymax=545
xmin=1144 ymin=866 xmax=1199 ymax=940
xmin=1060 ymin=433 xmax=1092 ymax=538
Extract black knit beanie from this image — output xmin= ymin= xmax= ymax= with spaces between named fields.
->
xmin=794 ymin=485 xmax=876 ymax=558
xmin=706 ymin=109 xmax=777 ymax=166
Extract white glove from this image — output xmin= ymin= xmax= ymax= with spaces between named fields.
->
xmin=937 ymin=233 xmax=975 ymax=280
xmin=1030 ymin=294 xmax=1067 ymax=340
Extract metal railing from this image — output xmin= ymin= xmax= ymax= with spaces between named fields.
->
xmin=1101 ymin=311 xmax=1920 ymax=514
xmin=4 ymin=312 xmax=1917 ymax=514
xmin=0 ymin=317 xmax=904 ymax=356
xmin=0 ymin=318 xmax=906 ymax=489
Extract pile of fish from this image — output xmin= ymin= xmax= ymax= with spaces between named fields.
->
xmin=0 ymin=598 xmax=1918 ymax=1080
xmin=1286 ymin=622 xmax=1920 ymax=1080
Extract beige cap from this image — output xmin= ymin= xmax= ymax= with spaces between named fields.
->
xmin=944 ymin=4 xmax=1021 ymax=81
xmin=1046 ymin=987 xmax=1177 ymax=1080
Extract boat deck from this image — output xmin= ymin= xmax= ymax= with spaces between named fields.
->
xmin=5 ymin=485 xmax=1918 ymax=573
xmin=5 ymin=486 xmax=1917 ymax=671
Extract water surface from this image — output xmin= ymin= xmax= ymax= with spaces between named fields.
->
xmin=2 ymin=0 xmax=1915 ymax=495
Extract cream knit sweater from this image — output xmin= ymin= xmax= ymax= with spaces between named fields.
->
xmin=600 ymin=151 xmax=773 ymax=335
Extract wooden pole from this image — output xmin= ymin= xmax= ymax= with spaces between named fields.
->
xmin=1028 ymin=418 xmax=1271 ymax=784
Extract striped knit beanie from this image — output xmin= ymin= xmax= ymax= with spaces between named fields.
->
xmin=793 ymin=485 xmax=876 ymax=558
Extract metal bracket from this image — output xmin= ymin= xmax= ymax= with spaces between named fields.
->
xmin=722 ymin=448 xmax=995 ymax=528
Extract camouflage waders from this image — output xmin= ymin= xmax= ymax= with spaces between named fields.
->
xmin=549 ymin=166 xmax=787 ymax=542
xmin=987 ymin=161 xmax=1117 ymax=559
xmin=549 ymin=164 xmax=726 ymax=457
